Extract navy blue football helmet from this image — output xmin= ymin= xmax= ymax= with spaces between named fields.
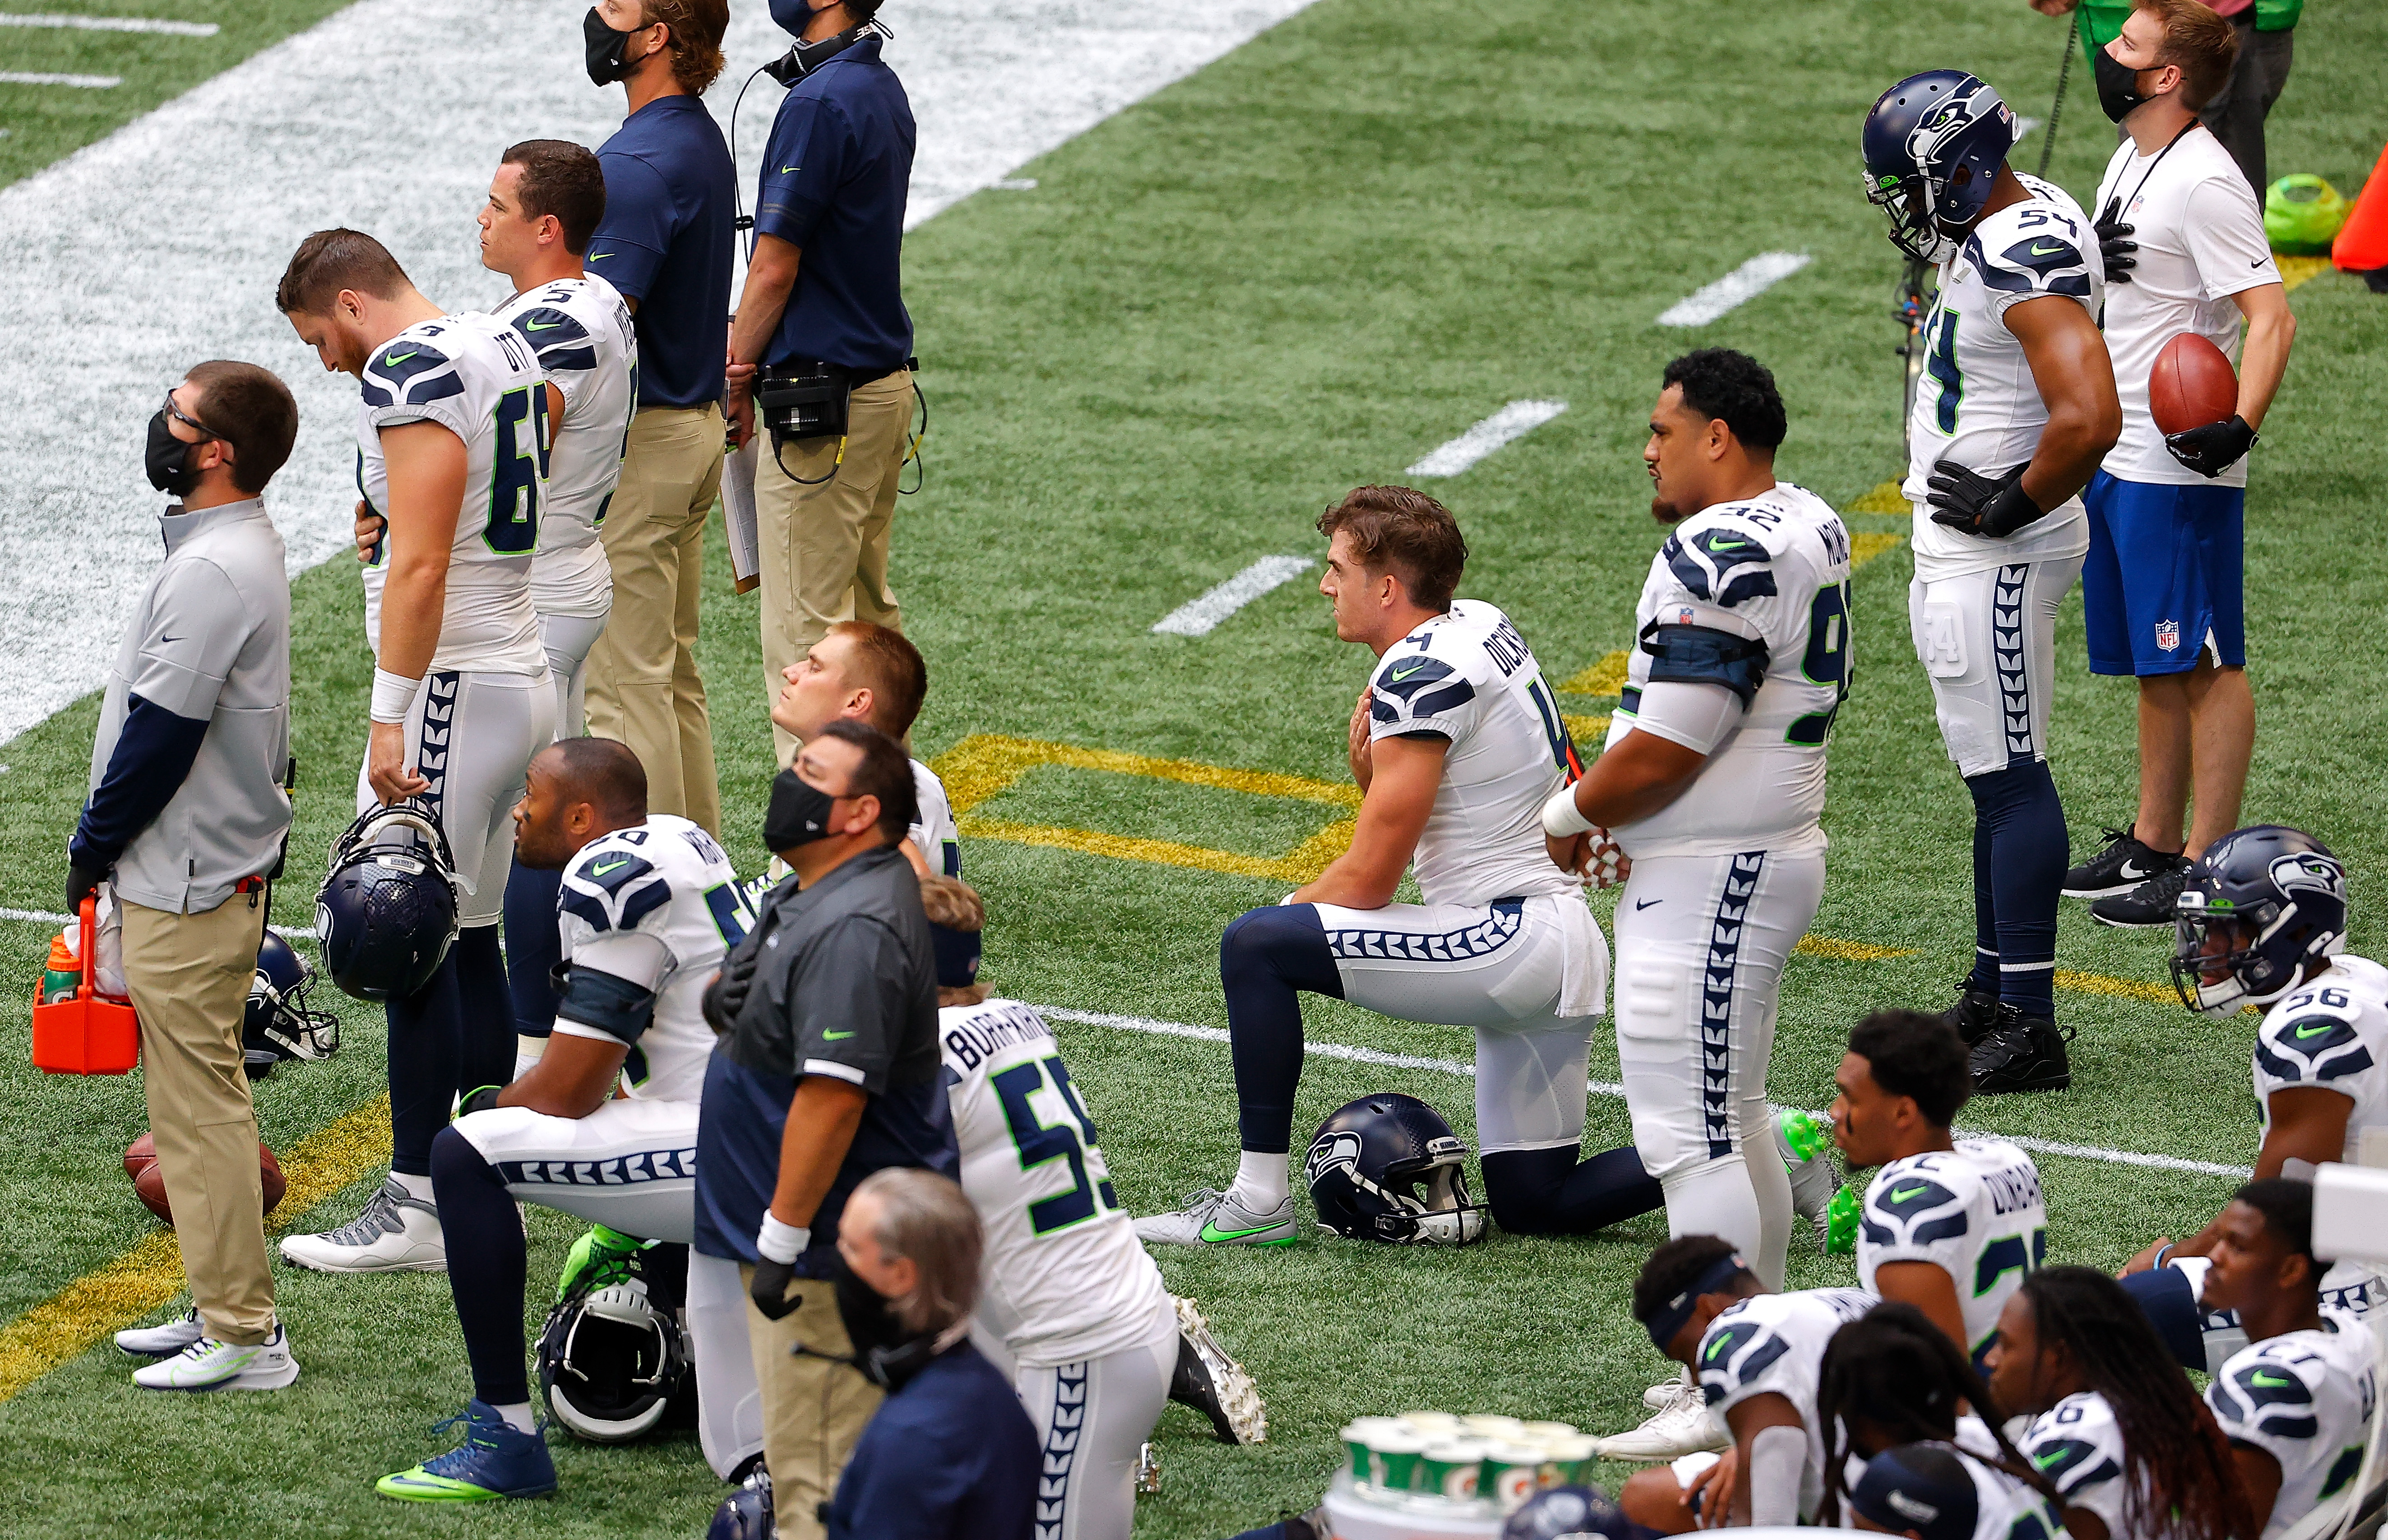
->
xmin=707 ymin=1465 xmax=773 ymax=1540
xmin=315 ymin=801 xmax=459 ymax=1002
xmin=1503 ymin=1485 xmax=1628 ymax=1540
xmin=244 ymin=930 xmax=339 ymax=1062
xmin=2170 ymin=825 xmax=2348 ymax=1018
xmin=1304 ymin=1092 xmax=1485 ymax=1245
xmin=1862 ymin=70 xmax=2017 ymax=260
xmin=537 ymin=1274 xmax=688 ymax=1444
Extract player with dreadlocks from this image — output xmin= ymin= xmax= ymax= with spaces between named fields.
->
xmin=1815 ymin=1303 xmax=2061 ymax=1530
xmin=1985 ymin=1267 xmax=2252 ymax=1540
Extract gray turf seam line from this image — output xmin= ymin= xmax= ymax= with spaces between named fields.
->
xmin=1034 ymin=1004 xmax=2252 ymax=1181
xmin=1151 ymin=555 xmax=1316 ymax=637
xmin=0 ymin=12 xmax=219 ymax=34
xmin=1406 ymin=399 xmax=1568 ymax=478
xmin=1655 ymin=252 xmax=1812 ymax=327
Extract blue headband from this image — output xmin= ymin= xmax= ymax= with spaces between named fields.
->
xmin=1641 ymin=1252 xmax=1751 ymax=1352
xmin=930 ymin=921 xmax=981 ymax=990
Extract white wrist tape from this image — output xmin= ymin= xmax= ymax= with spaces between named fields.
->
xmin=1541 ymin=783 xmax=1597 ymax=839
xmin=370 ymin=668 xmax=423 ymax=726
xmin=756 ymin=1213 xmax=810 ymax=1265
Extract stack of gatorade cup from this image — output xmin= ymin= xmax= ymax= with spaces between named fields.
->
xmin=1340 ymin=1412 xmax=1600 ymax=1515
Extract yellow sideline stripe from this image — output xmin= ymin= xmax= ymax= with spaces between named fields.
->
xmin=0 ymin=1096 xmax=390 ymax=1406
xmin=1846 ymin=480 xmax=1910 ymax=516
xmin=2277 ymin=255 xmax=2330 ymax=293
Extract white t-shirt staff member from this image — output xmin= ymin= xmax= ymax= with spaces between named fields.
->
xmin=2062 ymin=0 xmax=2297 ymax=930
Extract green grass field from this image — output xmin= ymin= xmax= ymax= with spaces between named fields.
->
xmin=3 ymin=0 xmax=2386 ymax=1534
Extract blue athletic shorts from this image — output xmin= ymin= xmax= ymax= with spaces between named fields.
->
xmin=2082 ymin=470 xmax=2245 ymax=677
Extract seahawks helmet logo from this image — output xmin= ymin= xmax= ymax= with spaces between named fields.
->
xmin=1305 ymin=1131 xmax=1362 ymax=1187
xmin=2272 ymin=851 xmax=2346 ymax=900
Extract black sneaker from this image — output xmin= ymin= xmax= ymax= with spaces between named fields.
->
xmin=2090 ymin=863 xmax=2192 ymax=929
xmin=1970 ymin=1008 xmax=2073 ymax=1093
xmin=1938 ymin=980 xmax=2003 ymax=1046
xmin=2063 ymin=825 xmax=2187 ymax=899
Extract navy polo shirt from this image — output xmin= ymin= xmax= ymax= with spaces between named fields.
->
xmin=754 ymin=33 xmax=915 ymax=372
xmin=589 ymin=94 xmax=735 ymax=410
xmin=824 ymin=1343 xmax=1037 ymax=1540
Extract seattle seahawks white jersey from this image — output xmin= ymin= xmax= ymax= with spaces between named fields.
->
xmin=1604 ymin=482 xmax=1852 ymax=861
xmin=2253 ymin=955 xmax=2388 ymax=1163
xmin=1695 ymin=1286 xmax=1876 ymax=1519
xmin=2017 ymin=1392 xmax=2135 ymax=1540
xmin=2206 ymin=1311 xmax=2379 ymax=1540
xmin=356 ymin=311 xmax=550 ymax=675
xmin=1858 ymin=1138 xmax=2047 ymax=1364
xmin=1903 ymin=175 xmax=2104 ymax=582
xmin=1947 ymin=1445 xmax=2070 ymax=1540
xmin=1366 ymin=599 xmax=1581 ymax=907
xmin=494 ymin=275 xmax=635 ymax=620
xmin=940 ymin=999 xmax=1175 ymax=1369
xmin=555 ymin=814 xmax=753 ymax=1105
xmin=913 ymin=758 xmax=960 ymax=878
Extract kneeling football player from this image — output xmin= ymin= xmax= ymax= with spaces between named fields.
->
xmin=1137 ymin=486 xmax=1652 ymax=1249
xmin=376 ymin=737 xmax=752 ymax=1501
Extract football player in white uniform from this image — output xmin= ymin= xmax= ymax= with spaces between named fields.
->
xmin=1138 ymin=487 xmax=1629 ymax=1249
xmin=274 ymin=230 xmax=557 ymax=1273
xmin=373 ymin=736 xmax=750 ymax=1503
xmin=2197 ymin=1180 xmax=2380 ymax=1540
xmin=2120 ymin=827 xmax=2381 ymax=1369
xmin=1861 ymin=71 xmax=2121 ymax=1096
xmin=1832 ymin=1009 xmax=2047 ymax=1368
xmin=1845 ymin=1442 xmax=2069 ymax=1540
xmin=1616 ymin=1236 xmax=1874 ymax=1526
xmin=1544 ymin=350 xmax=1851 ymax=1308
xmin=1986 ymin=1266 xmax=2249 ymax=1540
xmin=769 ymin=620 xmax=959 ymax=880
xmin=477 ymin=140 xmax=639 ymax=1085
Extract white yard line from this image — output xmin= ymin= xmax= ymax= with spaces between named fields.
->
xmin=1037 ymin=1003 xmax=2252 ymax=1182
xmin=1406 ymin=399 xmax=1568 ymax=478
xmin=1151 ymin=555 xmax=1314 ymax=637
xmin=0 ymin=12 xmax=219 ymax=34
xmin=0 ymin=0 xmax=1324 ymax=749
xmin=2015 ymin=116 xmax=2043 ymax=139
xmin=2 ymin=905 xmax=314 ymax=940
xmin=1655 ymin=252 xmax=1811 ymax=327
xmin=991 ymin=177 xmax=1039 ymax=190
xmin=0 ymin=69 xmax=119 ymax=86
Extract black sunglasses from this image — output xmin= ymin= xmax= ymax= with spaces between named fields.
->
xmin=162 ymin=391 xmax=227 ymax=444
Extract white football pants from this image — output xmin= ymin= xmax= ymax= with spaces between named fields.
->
xmin=687 ymin=1249 xmax=766 ymax=1480
xmin=1014 ymin=1311 xmax=1178 ymax=1540
xmin=1908 ymin=549 xmax=2084 ymax=777
xmin=451 ymin=1096 xmax=697 ymax=1242
xmin=354 ymin=666 xmax=553 ymax=926
xmin=540 ymin=608 xmax=610 ymax=740
xmin=1613 ymin=847 xmax=1825 ymax=1291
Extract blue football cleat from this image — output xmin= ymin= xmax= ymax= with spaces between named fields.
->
xmin=375 ymin=1400 xmax=557 ymax=1502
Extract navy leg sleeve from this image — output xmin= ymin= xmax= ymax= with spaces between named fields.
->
xmin=1481 ymin=1144 xmax=1666 ymax=1236
xmin=2117 ymin=1264 xmax=2209 ymax=1373
xmin=387 ymin=953 xmax=463 ymax=1178
xmin=502 ymin=863 xmax=562 ymax=1040
xmin=430 ymin=1126 xmax=531 ymax=1406
xmin=1966 ymin=762 xmax=2066 ymax=1018
xmin=1967 ymin=803 xmax=2000 ymax=995
xmin=453 ymin=924 xmax=516 ymax=1099
xmin=1221 ymin=905 xmax=1342 ymax=1156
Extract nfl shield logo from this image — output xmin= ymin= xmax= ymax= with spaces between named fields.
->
xmin=2155 ymin=620 xmax=2181 ymax=652
xmin=1673 ymin=606 xmax=1695 ymax=625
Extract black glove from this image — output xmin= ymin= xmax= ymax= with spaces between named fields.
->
xmin=1926 ymin=460 xmax=2050 ymax=538
xmin=703 ymin=948 xmax=758 ymax=1036
xmin=750 ymin=1255 xmax=802 ymax=1322
xmin=65 ymin=862 xmax=106 ymax=912
xmin=458 ymin=1085 xmax=503 ymax=1118
xmin=2165 ymin=415 xmax=2258 ymax=478
xmin=2095 ymin=196 xmax=2137 ymax=286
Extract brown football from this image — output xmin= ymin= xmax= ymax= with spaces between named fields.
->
xmin=125 ymin=1133 xmax=286 ymax=1226
xmin=2149 ymin=333 xmax=2239 ymax=436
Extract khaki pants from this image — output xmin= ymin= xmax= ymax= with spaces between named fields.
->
xmin=122 ymin=893 xmax=273 ymax=1345
xmin=586 ymin=403 xmax=726 ymax=834
xmin=741 ymin=1263 xmax=882 ymax=1540
xmin=755 ymin=367 xmax=913 ymax=763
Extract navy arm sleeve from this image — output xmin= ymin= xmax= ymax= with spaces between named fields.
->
xmin=71 ymin=694 xmax=210 ymax=869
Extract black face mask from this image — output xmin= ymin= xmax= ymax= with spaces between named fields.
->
xmin=763 ymin=768 xmax=841 ymax=852
xmin=145 ymin=409 xmax=202 ymax=497
xmin=583 ymin=7 xmax=639 ymax=86
xmin=2094 ymin=49 xmax=2153 ymax=123
xmin=834 ymin=1268 xmax=938 ymax=1391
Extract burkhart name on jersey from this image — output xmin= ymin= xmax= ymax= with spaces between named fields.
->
xmin=2206 ymin=1310 xmax=2379 ymax=1540
xmin=1696 ymin=1286 xmax=1876 ymax=1519
xmin=356 ymin=310 xmax=551 ymax=676
xmin=2018 ymin=1391 xmax=2134 ymax=1540
xmin=495 ymin=275 xmax=635 ymax=619
xmin=554 ymin=814 xmax=751 ymax=1105
xmin=1858 ymin=1137 xmax=2047 ymax=1363
xmin=2253 ymin=955 xmax=2388 ymax=1163
xmin=1605 ymin=482 xmax=1851 ymax=860
xmin=940 ymin=999 xmax=1173 ymax=1369
xmin=1903 ymin=173 xmax=2105 ymax=581
xmin=1366 ymin=599 xmax=1582 ymax=908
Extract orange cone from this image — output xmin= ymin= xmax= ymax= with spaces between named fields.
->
xmin=2331 ymin=139 xmax=2388 ymax=278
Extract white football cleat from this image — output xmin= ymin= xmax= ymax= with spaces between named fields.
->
xmin=1598 ymin=1377 xmax=1727 ymax=1461
xmin=131 ymin=1323 xmax=299 ymax=1391
xmin=1169 ymin=1296 xmax=1268 ymax=1444
xmin=1640 ymin=1369 xmax=1687 ymax=1411
xmin=116 ymin=1306 xmax=206 ymax=1358
xmin=279 ymin=1178 xmax=445 ymax=1272
xmin=1133 ymin=1188 xmax=1298 ymax=1248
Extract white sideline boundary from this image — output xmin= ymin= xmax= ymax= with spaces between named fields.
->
xmin=1151 ymin=555 xmax=1315 ymax=637
xmin=0 ymin=13 xmax=218 ymax=34
xmin=1035 ymin=1004 xmax=2254 ymax=1181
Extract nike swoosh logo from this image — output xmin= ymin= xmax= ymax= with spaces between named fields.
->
xmin=1709 ymin=538 xmax=1750 ymax=551
xmin=381 ymin=349 xmax=418 ymax=367
xmin=779 ymin=165 xmax=801 ymax=174
xmin=1891 ymin=1184 xmax=1930 ymax=1203
xmin=1635 ymin=898 xmax=1661 ymax=910
xmin=2031 ymin=1451 xmax=2064 ymax=1471
xmin=2250 ymin=1370 xmax=2294 ymax=1387
xmin=588 ymin=253 xmax=615 ymax=261
xmin=2251 ymin=257 xmax=2267 ymax=267
xmin=159 ymin=634 xmax=183 ymax=644
xmin=591 ymin=857 xmax=629 ymax=875
xmin=2118 ymin=860 xmax=2149 ymax=880
xmin=1703 ymin=1337 xmax=1729 ymax=1362
xmin=2030 ymin=241 xmax=2066 ymax=255
xmin=1199 ymin=1219 xmax=1285 ymax=1243
xmin=525 ymin=318 xmax=563 ymax=332
xmin=1388 ymin=663 xmax=1427 ymax=681
xmin=823 ymin=1029 xmax=856 ymax=1040
xmin=2295 ymin=1022 xmax=2337 ymax=1039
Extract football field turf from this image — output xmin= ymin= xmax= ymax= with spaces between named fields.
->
xmin=3 ymin=1 xmax=2387 ymax=1533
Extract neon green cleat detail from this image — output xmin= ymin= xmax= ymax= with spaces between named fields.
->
xmin=557 ymin=1223 xmax=646 ymax=1301
xmin=1825 ymin=1180 xmax=1863 ymax=1255
xmin=1776 ymin=1110 xmax=1828 ymax=1166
